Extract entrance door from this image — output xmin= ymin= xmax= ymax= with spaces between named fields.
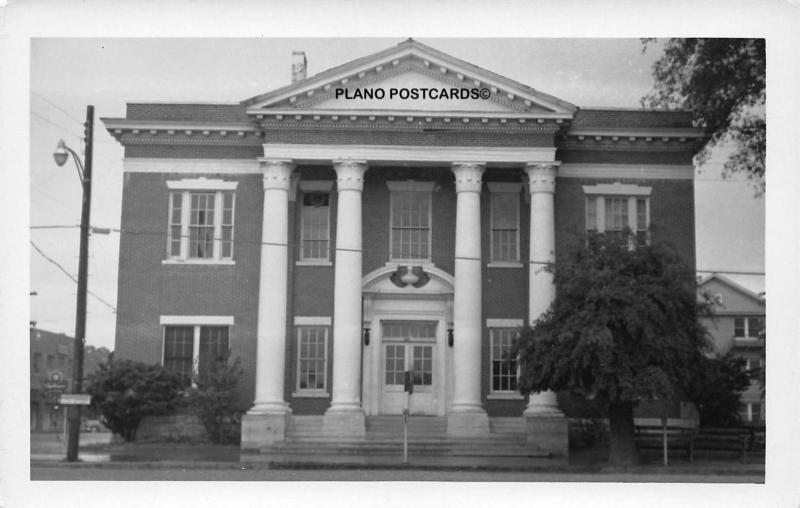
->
xmin=380 ymin=321 xmax=437 ymax=415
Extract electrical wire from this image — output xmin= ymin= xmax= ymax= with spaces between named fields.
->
xmin=29 ymin=240 xmax=117 ymax=313
xmin=31 ymin=91 xmax=86 ymax=129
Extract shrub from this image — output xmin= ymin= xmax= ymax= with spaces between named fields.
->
xmin=86 ymin=360 xmax=183 ymax=441
xmin=186 ymin=357 xmax=244 ymax=444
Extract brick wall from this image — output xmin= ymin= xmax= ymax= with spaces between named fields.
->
xmin=115 ymin=172 xmax=263 ymax=408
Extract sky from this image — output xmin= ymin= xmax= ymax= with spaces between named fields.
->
xmin=27 ymin=38 xmax=766 ymax=349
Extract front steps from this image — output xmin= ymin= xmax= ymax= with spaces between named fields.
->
xmin=251 ymin=415 xmax=550 ymax=459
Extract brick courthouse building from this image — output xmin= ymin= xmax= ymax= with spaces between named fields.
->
xmin=102 ymin=40 xmax=703 ymax=453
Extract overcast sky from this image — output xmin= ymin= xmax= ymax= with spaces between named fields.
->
xmin=28 ymin=38 xmax=765 ymax=349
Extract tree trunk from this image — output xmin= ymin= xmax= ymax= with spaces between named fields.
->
xmin=607 ymin=400 xmax=639 ymax=466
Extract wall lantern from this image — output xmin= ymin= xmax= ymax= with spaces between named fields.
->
xmin=363 ymin=328 xmax=371 ymax=346
xmin=447 ymin=328 xmax=454 ymax=348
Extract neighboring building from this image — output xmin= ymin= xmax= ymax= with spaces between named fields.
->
xmin=30 ymin=326 xmax=111 ymax=432
xmin=30 ymin=326 xmax=73 ymax=432
xmin=698 ymin=273 xmax=766 ymax=424
xmin=101 ymin=39 xmax=703 ymax=452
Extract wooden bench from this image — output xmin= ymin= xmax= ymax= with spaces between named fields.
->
xmin=634 ymin=425 xmax=694 ymax=464
xmin=689 ymin=427 xmax=752 ymax=464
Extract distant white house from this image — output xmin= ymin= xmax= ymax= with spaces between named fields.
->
xmin=698 ymin=273 xmax=766 ymax=424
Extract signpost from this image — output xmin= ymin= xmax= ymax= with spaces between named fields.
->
xmin=403 ymin=371 xmax=414 ymax=464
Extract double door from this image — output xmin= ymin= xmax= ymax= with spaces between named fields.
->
xmin=379 ymin=321 xmax=437 ymax=415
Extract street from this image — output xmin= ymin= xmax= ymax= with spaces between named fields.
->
xmin=29 ymin=465 xmax=764 ymax=483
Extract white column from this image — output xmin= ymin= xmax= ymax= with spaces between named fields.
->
xmin=524 ymin=162 xmax=563 ymax=416
xmin=249 ymin=159 xmax=294 ymax=415
xmin=450 ymin=162 xmax=487 ymax=417
xmin=328 ymin=160 xmax=368 ymax=414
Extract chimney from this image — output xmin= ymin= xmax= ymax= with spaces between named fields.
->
xmin=291 ymin=51 xmax=307 ymax=83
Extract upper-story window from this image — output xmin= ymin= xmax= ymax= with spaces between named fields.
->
xmin=584 ymin=183 xmax=651 ymax=246
xmin=488 ymin=183 xmax=522 ymax=265
xmin=298 ymin=181 xmax=334 ymax=264
xmin=387 ymin=181 xmax=435 ymax=262
xmin=735 ymin=316 xmax=764 ymax=339
xmin=166 ymin=179 xmax=238 ymax=263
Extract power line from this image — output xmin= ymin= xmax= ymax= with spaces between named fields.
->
xmin=31 ymin=91 xmax=85 ymax=128
xmin=30 ymin=225 xmax=80 ymax=230
xmin=29 ymin=240 xmax=117 ymax=313
xmin=31 ymin=110 xmax=82 ymax=140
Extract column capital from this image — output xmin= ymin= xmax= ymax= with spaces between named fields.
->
xmin=451 ymin=162 xmax=486 ymax=193
xmin=333 ymin=160 xmax=368 ymax=192
xmin=261 ymin=159 xmax=296 ymax=191
xmin=525 ymin=162 xmax=560 ymax=194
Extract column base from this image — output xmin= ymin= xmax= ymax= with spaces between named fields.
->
xmin=524 ymin=414 xmax=569 ymax=457
xmin=322 ymin=407 xmax=366 ymax=439
xmin=446 ymin=409 xmax=490 ymax=438
xmin=241 ymin=411 xmax=291 ymax=450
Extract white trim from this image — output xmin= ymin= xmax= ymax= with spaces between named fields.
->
xmin=386 ymin=180 xmax=436 ymax=192
xmin=487 ymin=393 xmax=524 ymax=400
xmin=560 ymin=164 xmax=693 ymax=180
xmin=486 ymin=182 xmax=523 ymax=193
xmin=566 ymin=127 xmax=704 ymax=138
xmin=102 ymin=119 xmax=256 ymax=132
xmin=294 ymin=316 xmax=332 ymax=326
xmin=124 ymin=158 xmax=261 ymax=174
xmin=583 ymin=183 xmax=652 ymax=196
xmin=489 ymin=190 xmax=520 ymax=263
xmin=295 ymin=325 xmax=329 ymax=393
xmin=292 ymin=391 xmax=330 ymax=398
xmin=389 ymin=188 xmax=433 ymax=263
xmin=160 ymin=315 xmax=235 ymax=325
xmin=299 ymin=189 xmax=331 ymax=262
xmin=166 ymin=178 xmax=239 ymax=191
xmin=162 ymin=259 xmax=236 ymax=266
xmin=487 ymin=262 xmax=523 ymax=269
xmin=296 ymin=260 xmax=333 ymax=267
xmin=486 ymin=318 xmax=524 ymax=328
xmin=298 ymin=180 xmax=335 ymax=192
xmin=261 ymin=143 xmax=556 ymax=164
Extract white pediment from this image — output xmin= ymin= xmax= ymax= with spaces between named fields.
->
xmin=244 ymin=39 xmax=576 ymax=118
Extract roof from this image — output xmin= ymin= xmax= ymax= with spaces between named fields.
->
xmin=697 ymin=273 xmax=765 ymax=304
xmin=241 ymin=38 xmax=578 ymax=115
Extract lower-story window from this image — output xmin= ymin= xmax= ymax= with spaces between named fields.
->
xmin=297 ymin=326 xmax=328 ymax=392
xmin=741 ymin=402 xmax=764 ymax=423
xmin=490 ymin=328 xmax=519 ymax=393
xmin=163 ymin=322 xmax=231 ymax=387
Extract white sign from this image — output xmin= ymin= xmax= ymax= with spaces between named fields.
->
xmin=59 ymin=393 xmax=91 ymax=405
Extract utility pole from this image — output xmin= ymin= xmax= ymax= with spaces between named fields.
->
xmin=66 ymin=105 xmax=93 ymax=462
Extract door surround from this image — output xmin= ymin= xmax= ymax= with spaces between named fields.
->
xmin=361 ymin=264 xmax=454 ymax=416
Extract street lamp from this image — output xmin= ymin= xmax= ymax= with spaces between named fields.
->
xmin=52 ymin=105 xmax=94 ymax=462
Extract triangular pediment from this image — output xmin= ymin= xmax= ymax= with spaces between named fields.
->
xmin=243 ymin=39 xmax=577 ymax=118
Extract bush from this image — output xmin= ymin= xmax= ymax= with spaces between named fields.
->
xmin=186 ymin=357 xmax=244 ymax=444
xmin=86 ymin=360 xmax=184 ymax=441
xmin=685 ymin=353 xmax=753 ymax=427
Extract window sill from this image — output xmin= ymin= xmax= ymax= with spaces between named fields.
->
xmin=487 ymin=392 xmax=524 ymax=400
xmin=296 ymin=260 xmax=332 ymax=267
xmin=487 ymin=262 xmax=523 ymax=268
xmin=162 ymin=259 xmax=235 ymax=266
xmin=292 ymin=391 xmax=330 ymax=399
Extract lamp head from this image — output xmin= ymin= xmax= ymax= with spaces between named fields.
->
xmin=53 ymin=140 xmax=69 ymax=167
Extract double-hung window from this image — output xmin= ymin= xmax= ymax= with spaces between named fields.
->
xmin=294 ymin=317 xmax=331 ymax=395
xmin=487 ymin=320 xmax=523 ymax=397
xmin=584 ymin=183 xmax=651 ymax=246
xmin=734 ymin=316 xmax=764 ymax=339
xmin=387 ymin=181 xmax=434 ymax=262
xmin=166 ymin=179 xmax=237 ymax=263
xmin=160 ymin=316 xmax=233 ymax=388
xmin=298 ymin=181 xmax=334 ymax=264
xmin=488 ymin=183 xmax=522 ymax=265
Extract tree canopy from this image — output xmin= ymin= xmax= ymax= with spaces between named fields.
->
xmin=513 ymin=233 xmax=711 ymax=464
xmin=643 ymin=38 xmax=765 ymax=193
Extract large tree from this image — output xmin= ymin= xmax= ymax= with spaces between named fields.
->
xmin=643 ymin=38 xmax=765 ymax=193
xmin=513 ymin=234 xmax=711 ymax=465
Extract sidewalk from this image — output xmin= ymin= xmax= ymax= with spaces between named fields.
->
xmin=30 ymin=435 xmax=765 ymax=480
